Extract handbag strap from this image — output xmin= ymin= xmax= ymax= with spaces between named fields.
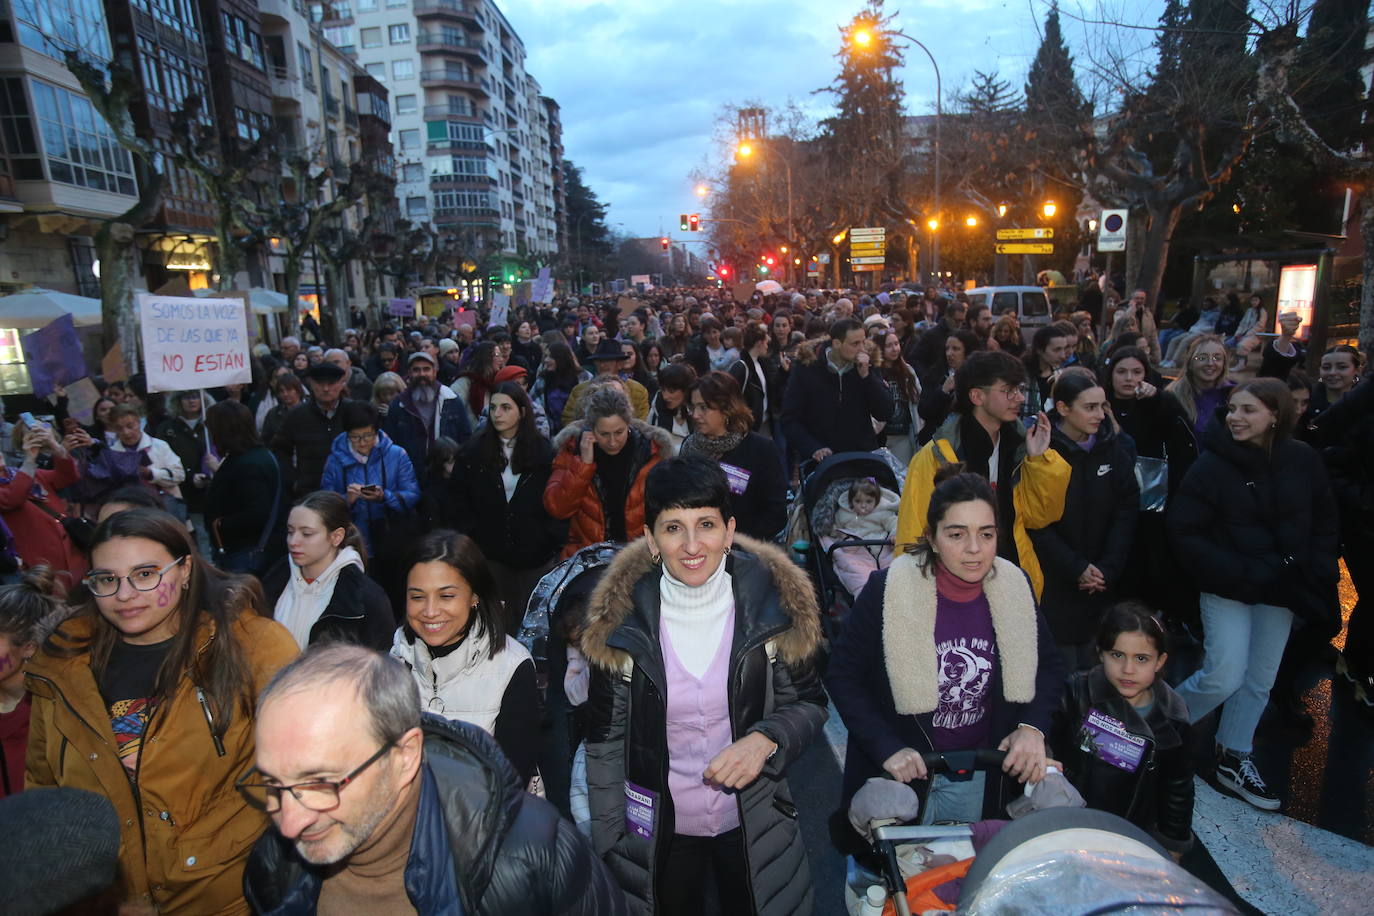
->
xmin=28 ymin=497 xmax=68 ymax=523
xmin=255 ymin=455 xmax=283 ymax=553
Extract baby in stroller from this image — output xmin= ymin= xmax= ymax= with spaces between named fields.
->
xmin=822 ymin=478 xmax=900 ymax=598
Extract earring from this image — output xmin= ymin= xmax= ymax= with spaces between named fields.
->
xmin=1271 ymin=421 xmax=1277 ymax=428
xmin=649 ymin=553 xmax=662 ymax=566
xmin=722 ymin=546 xmax=732 ymax=558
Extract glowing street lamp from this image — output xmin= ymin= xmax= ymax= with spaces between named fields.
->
xmin=927 ymin=218 xmax=939 ymax=232
xmin=1042 ymin=201 xmax=1057 ymax=219
xmin=695 ymin=184 xmax=708 ymax=197
xmin=997 ymin=203 xmax=1008 ymax=218
xmin=736 ymin=142 xmax=753 ymax=158
xmin=965 ymin=215 xmax=978 ymax=227
xmin=852 ymin=28 xmax=873 ymax=47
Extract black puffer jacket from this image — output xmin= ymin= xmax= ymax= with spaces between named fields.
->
xmin=1028 ymin=423 xmax=1139 ymax=645
xmin=243 ymin=715 xmax=628 ymax=915
xmin=1168 ymin=421 xmax=1340 ymax=626
xmin=449 ymin=435 xmax=566 ymax=570
xmin=580 ymin=535 xmax=827 ymax=916
xmin=1051 ymin=667 xmax=1194 ymax=853
xmin=260 ymin=559 xmax=395 ymax=650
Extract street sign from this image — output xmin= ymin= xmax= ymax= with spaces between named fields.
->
xmin=995 ymin=243 xmax=1055 ymax=255
xmin=1098 ymin=209 xmax=1128 ymax=252
xmin=850 ymin=256 xmax=886 ymax=265
xmin=995 ymin=228 xmax=1053 ymax=240
xmin=852 ymin=263 xmax=883 ymax=272
xmin=850 ymin=227 xmax=885 ymax=239
xmin=850 ymin=242 xmax=886 ymax=254
xmin=817 ymin=252 xmax=831 ymax=264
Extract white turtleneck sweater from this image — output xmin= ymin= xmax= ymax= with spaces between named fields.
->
xmin=500 ymin=436 xmax=519 ymax=500
xmin=659 ymin=557 xmax=734 ymax=679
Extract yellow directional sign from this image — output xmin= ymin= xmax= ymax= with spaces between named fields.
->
xmin=850 ymin=242 xmax=886 ymax=254
xmin=995 ymin=228 xmax=1054 ymax=240
xmin=995 ymin=243 xmax=1055 ymax=255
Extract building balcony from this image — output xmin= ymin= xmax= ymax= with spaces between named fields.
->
xmin=422 ymin=105 xmax=481 ymax=121
xmin=430 ymin=173 xmax=496 ymax=189
xmin=344 ymin=105 xmax=359 ymax=128
xmin=413 ymin=0 xmax=482 ymax=27
xmin=419 ymin=72 xmax=489 ymax=96
xmin=426 ymin=139 xmax=492 ymax=155
xmin=434 ymin=206 xmax=500 ymax=225
xmin=417 ymin=33 xmax=486 ymax=62
xmin=511 ymin=187 xmax=523 ymax=202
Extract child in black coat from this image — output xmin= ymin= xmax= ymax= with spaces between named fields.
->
xmin=1051 ymin=602 xmax=1195 ymax=857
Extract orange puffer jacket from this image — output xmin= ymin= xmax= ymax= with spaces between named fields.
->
xmin=543 ymin=419 xmax=674 ymax=557
xmin=25 ymin=609 xmax=298 ymax=914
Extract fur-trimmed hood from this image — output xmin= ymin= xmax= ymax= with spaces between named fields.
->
xmin=552 ymin=416 xmax=675 ymax=457
xmin=581 ymin=533 xmax=821 ymax=672
xmin=882 ymin=554 xmax=1038 ymax=715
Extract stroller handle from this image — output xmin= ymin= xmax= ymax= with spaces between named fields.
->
xmin=920 ymin=748 xmax=1008 ymax=781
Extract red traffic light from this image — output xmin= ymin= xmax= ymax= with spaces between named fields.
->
xmin=764 ymin=255 xmax=776 ymax=265
xmin=660 ymin=237 xmax=670 ymax=250
xmin=718 ymin=265 xmax=730 ymax=277
xmin=689 ymin=214 xmax=701 ymax=231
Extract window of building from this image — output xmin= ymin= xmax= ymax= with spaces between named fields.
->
xmin=324 ymin=26 xmax=353 ymax=50
xmin=298 ymin=43 xmax=316 ymax=90
xmin=406 ymin=195 xmax=428 ymax=217
xmin=364 ymin=62 xmax=385 ymax=79
xmin=0 ymin=78 xmax=43 ymax=181
xmin=433 ymin=189 xmax=493 ymax=211
xmin=332 ymin=2 xmax=352 ymax=17
xmin=395 ymin=93 xmax=416 ymax=115
xmin=399 ymin=128 xmax=420 ymax=152
xmin=360 ymin=27 xmax=381 ymax=48
xmin=31 ymin=80 xmax=136 ymax=194
xmin=385 ymin=0 xmax=406 ymax=7
xmin=402 ymin=162 xmax=423 ymax=183
xmin=392 ymin=59 xmax=413 ymax=80
xmin=221 ymin=13 xmax=266 ymax=70
xmin=387 ymin=23 xmax=409 ymax=43
xmin=356 ymin=0 xmax=377 ymax=10
xmin=11 ymin=0 xmax=114 ymax=61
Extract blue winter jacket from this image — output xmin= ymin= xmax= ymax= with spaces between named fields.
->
xmin=320 ymin=429 xmax=420 ymax=552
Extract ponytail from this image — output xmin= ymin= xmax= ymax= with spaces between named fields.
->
xmin=0 ymin=565 xmax=67 ymax=647
xmin=295 ymin=491 xmax=371 ymax=568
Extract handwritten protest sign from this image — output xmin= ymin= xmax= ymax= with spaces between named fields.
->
xmin=21 ymin=313 xmax=86 ymax=397
xmin=617 ymin=296 xmax=640 ymax=317
xmin=65 ymin=377 xmax=100 ymax=426
xmin=488 ymin=293 xmax=510 ymax=328
xmin=389 ymin=298 xmax=415 ymax=318
xmin=138 ymin=294 xmax=251 ymax=393
xmin=530 ymin=267 xmax=554 ymax=304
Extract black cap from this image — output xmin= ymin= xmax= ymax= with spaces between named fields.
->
xmin=305 ymin=362 xmax=347 ymax=382
xmin=591 ymin=338 xmax=627 ymax=362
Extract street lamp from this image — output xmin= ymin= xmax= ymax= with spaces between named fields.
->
xmin=735 ymin=140 xmax=794 ymax=283
xmin=695 ymin=184 xmax=709 ymax=197
xmin=965 ymin=215 xmax=978 ymax=227
xmin=1042 ymin=201 xmax=1057 ymax=219
xmin=852 ymin=24 xmax=942 ymax=284
xmin=927 ymin=218 xmax=939 ymax=231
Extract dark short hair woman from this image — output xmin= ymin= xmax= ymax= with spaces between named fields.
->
xmin=828 ymin=470 xmax=1063 ymax=826
xmin=582 ymin=457 xmax=826 ymax=915
xmin=25 ymin=508 xmax=297 ymax=911
xmin=682 ymin=371 xmax=787 ymax=542
xmin=204 ymin=399 xmax=282 ymax=575
xmin=648 ymin=361 xmax=696 ymax=451
xmin=390 ymin=529 xmax=540 ymax=785
xmin=449 ymin=381 xmax=565 ymax=632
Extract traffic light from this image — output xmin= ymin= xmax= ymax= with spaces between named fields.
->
xmin=679 ymin=214 xmax=689 ymax=231
xmin=758 ymin=264 xmax=769 ymax=275
xmin=718 ymin=264 xmax=730 ymax=277
xmin=660 ymin=237 xmax=670 ymax=251
xmin=764 ymin=254 xmax=776 ymax=266
xmin=689 ymin=213 xmax=701 ymax=232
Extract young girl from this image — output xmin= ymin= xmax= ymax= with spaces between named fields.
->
xmin=1052 ymin=602 xmax=1195 ymax=858
xmin=824 ymin=478 xmax=900 ymax=598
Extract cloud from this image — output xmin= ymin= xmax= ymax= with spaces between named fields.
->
xmin=498 ymin=0 xmax=1166 ymax=238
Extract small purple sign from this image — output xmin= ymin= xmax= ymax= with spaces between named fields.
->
xmin=1078 ymin=708 xmax=1147 ymax=773
xmin=624 ymin=781 xmax=656 ymax=839
xmin=720 ymin=461 xmax=751 ymax=496
xmin=388 ymin=297 xmax=415 ymax=318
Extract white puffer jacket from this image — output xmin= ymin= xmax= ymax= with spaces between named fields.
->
xmin=390 ymin=624 xmax=532 ymax=735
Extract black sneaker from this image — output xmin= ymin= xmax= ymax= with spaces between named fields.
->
xmin=1216 ymin=751 xmax=1281 ymax=811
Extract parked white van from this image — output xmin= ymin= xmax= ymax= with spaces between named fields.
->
xmin=965 ymin=286 xmax=1052 ymax=327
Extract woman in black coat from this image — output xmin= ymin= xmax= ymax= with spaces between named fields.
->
xmin=1028 ymin=370 xmax=1139 ymax=671
xmin=450 ymin=381 xmax=566 ymax=632
xmin=1168 ymin=378 xmax=1339 ymax=811
xmin=917 ymin=330 xmax=981 ymax=443
xmin=728 ymin=322 xmax=783 ymax=437
xmin=682 ymin=371 xmax=787 ymax=541
xmin=202 ymin=399 xmax=284 ymax=575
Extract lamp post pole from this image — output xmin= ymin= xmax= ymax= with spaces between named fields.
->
xmin=736 ymin=142 xmax=794 ymax=285
xmin=892 ymin=30 xmax=942 ymax=285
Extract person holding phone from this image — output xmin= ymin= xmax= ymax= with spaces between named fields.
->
xmin=319 ymin=401 xmax=420 ymax=560
xmin=0 ymin=423 xmax=87 ymax=580
xmin=896 ymin=350 xmax=1071 ymax=600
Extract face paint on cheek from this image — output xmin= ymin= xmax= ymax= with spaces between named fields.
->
xmin=0 ymin=655 xmax=12 ymax=675
xmin=154 ymin=580 xmax=178 ymax=608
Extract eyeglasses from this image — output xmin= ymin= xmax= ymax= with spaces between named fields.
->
xmin=1191 ymin=353 xmax=1225 ymax=363
xmin=83 ymin=556 xmax=186 ymax=598
xmin=984 ymin=384 xmax=1029 ymax=401
xmin=346 ymin=431 xmax=377 ymax=444
xmin=236 ymin=743 xmax=394 ymax=813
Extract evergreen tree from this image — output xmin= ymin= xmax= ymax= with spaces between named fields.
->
xmin=563 ymin=159 xmax=615 ymax=287
xmin=1294 ymin=0 xmax=1372 ymax=150
xmin=1024 ymin=3 xmax=1087 ymax=129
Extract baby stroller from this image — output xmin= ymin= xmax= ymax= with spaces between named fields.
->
xmin=517 ymin=542 xmax=620 ymax=820
xmin=847 ymin=751 xmax=1238 ymax=915
xmin=788 ymin=451 xmax=902 ymax=626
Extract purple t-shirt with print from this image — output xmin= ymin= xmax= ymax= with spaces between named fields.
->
xmin=930 ymin=593 xmax=998 ymax=751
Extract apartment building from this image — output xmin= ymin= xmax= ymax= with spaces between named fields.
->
xmin=319 ymin=0 xmax=561 ymax=295
xmin=0 ymin=0 xmax=140 ymax=295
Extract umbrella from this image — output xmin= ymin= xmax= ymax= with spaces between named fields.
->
xmin=1037 ymin=269 xmax=1068 ymax=287
xmin=755 ymin=279 xmax=783 ymax=295
xmin=193 ymin=287 xmax=290 ymax=315
xmin=0 ymin=288 xmax=102 ymax=328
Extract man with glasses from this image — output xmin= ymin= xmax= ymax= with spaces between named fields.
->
xmin=242 ymin=643 xmax=626 ymax=915
xmin=895 ymin=350 xmax=1071 ymax=599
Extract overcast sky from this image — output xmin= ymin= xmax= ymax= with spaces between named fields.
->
xmin=499 ymin=0 xmax=1165 ymax=238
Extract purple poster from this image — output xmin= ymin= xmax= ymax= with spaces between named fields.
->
xmin=21 ymin=313 xmax=86 ymax=397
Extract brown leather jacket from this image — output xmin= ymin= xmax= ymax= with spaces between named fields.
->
xmin=25 ymin=610 xmax=297 ymax=914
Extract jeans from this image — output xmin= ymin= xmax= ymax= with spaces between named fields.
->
xmin=920 ymin=771 xmax=986 ymax=824
xmin=1175 ymin=592 xmax=1293 ymax=753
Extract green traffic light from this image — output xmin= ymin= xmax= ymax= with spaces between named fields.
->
xmin=758 ymin=266 xmax=769 ymax=274
xmin=679 ymin=214 xmax=689 ymax=231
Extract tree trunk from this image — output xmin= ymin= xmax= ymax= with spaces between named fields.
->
xmin=1362 ymin=184 xmax=1374 ymax=356
xmin=1124 ymin=209 xmax=1148 ymax=297
xmin=284 ymin=249 xmax=303 ymax=337
xmin=213 ymin=202 xmax=243 ymax=292
xmin=1133 ymin=201 xmax=1183 ymax=312
xmin=95 ymin=221 xmax=141 ymax=377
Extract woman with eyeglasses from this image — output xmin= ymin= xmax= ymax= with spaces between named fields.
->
xmin=319 ymin=401 xmax=419 ymax=561
xmin=1159 ymin=335 xmax=1231 ymax=495
xmin=24 ymin=508 xmax=297 ymax=913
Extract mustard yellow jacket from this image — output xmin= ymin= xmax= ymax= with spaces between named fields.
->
xmin=25 ymin=610 xmax=297 ymax=914
xmin=894 ymin=415 xmax=1071 ymax=598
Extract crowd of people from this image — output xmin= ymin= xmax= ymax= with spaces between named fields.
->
xmin=0 ymin=279 xmax=1367 ymax=914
